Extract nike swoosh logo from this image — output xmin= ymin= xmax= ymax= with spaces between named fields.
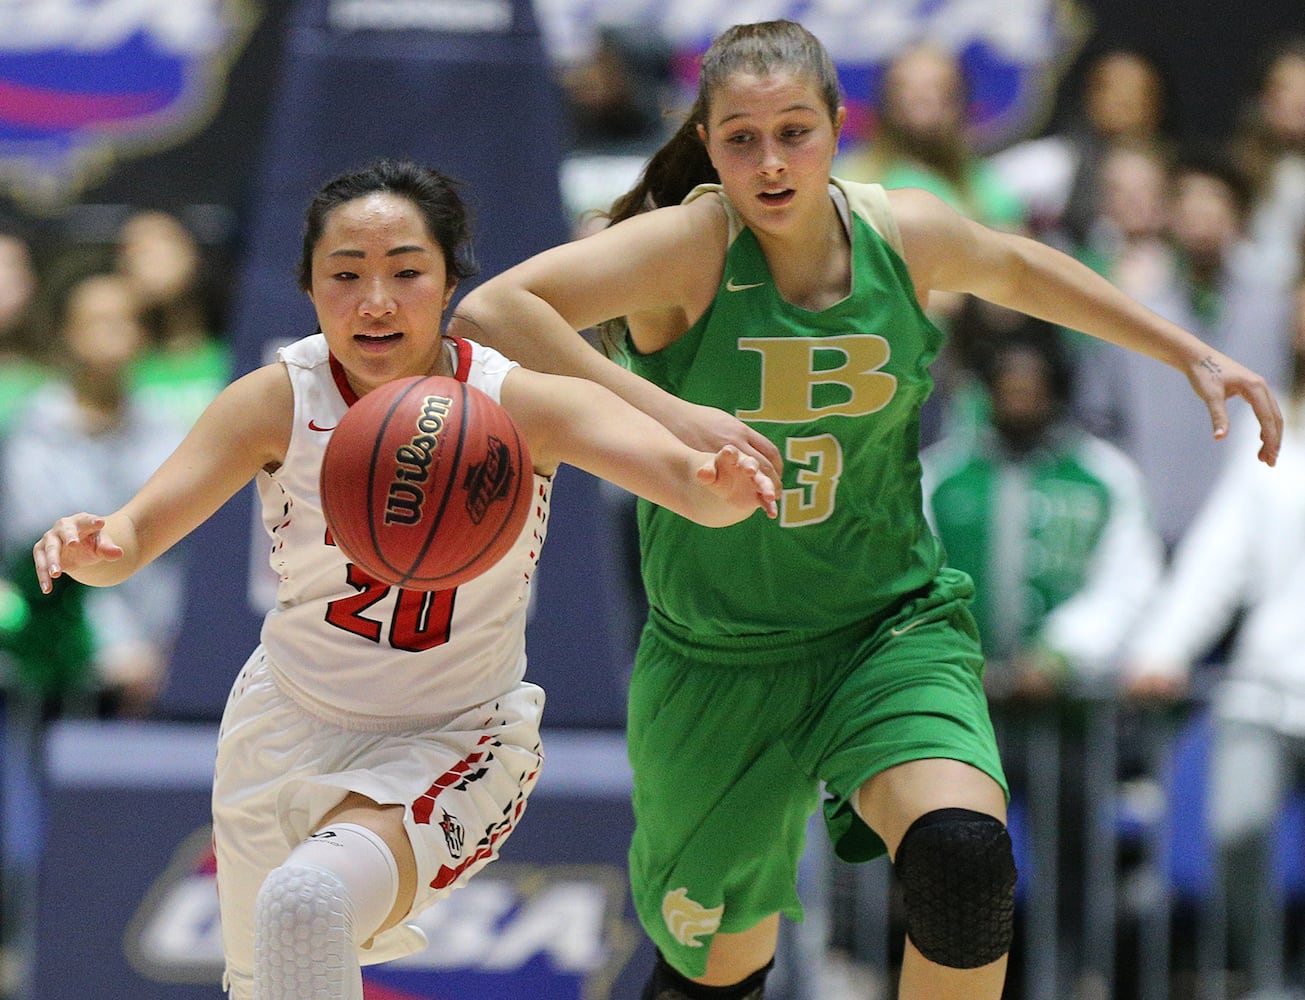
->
xmin=308 ymin=419 xmax=337 ymax=432
xmin=725 ymin=277 xmax=765 ymax=292
xmin=889 ymin=617 xmax=926 ymax=637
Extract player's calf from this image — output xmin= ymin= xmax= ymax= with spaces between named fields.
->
xmin=641 ymin=950 xmax=773 ymax=1000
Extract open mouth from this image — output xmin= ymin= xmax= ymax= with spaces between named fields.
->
xmin=355 ymin=331 xmax=402 ymax=344
xmin=758 ymin=189 xmax=795 ymax=206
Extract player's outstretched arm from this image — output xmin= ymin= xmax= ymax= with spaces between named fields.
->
xmin=450 ymin=198 xmax=783 ymax=483
xmin=502 ymin=367 xmax=777 ymax=526
xmin=890 ymin=186 xmax=1284 ymax=466
xmin=33 ymin=364 xmax=293 ymax=593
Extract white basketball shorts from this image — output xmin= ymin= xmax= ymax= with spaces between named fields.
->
xmin=212 ymin=646 xmax=544 ymax=993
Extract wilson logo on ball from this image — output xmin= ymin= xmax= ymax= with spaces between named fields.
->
xmin=385 ymin=394 xmax=455 ymax=527
xmin=320 ymin=374 xmax=534 ymax=591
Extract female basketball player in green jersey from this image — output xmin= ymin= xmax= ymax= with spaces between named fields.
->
xmin=450 ymin=20 xmax=1283 ymax=1000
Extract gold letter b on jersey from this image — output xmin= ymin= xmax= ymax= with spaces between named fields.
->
xmin=662 ymin=887 xmax=724 ymax=947
xmin=736 ymin=335 xmax=895 ymax=422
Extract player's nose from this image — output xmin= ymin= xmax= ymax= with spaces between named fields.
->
xmin=359 ymin=278 xmax=396 ymax=315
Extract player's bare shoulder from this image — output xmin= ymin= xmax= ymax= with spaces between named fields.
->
xmin=677 ymin=188 xmax=732 ymax=253
xmin=201 ymin=362 xmax=295 ymax=472
xmin=880 ymin=186 xmax=980 ymax=297
xmin=615 ymin=193 xmax=729 ymax=266
xmin=624 ymin=196 xmax=729 ymax=352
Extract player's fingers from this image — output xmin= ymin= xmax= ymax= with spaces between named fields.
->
xmin=754 ymin=468 xmax=778 ymax=518
xmin=78 ymin=517 xmax=124 ymax=559
xmin=696 ymin=447 xmax=726 ymax=485
xmin=1245 ymin=381 xmax=1284 ymax=466
xmin=733 ymin=450 xmax=762 ymax=481
xmin=37 ymin=515 xmax=120 ymax=593
xmin=57 ymin=513 xmax=102 ymax=545
xmin=732 ymin=451 xmax=779 ymax=515
xmin=33 ymin=533 xmax=64 ymax=593
xmin=1205 ymin=393 xmax=1230 ymax=442
xmin=742 ymin=428 xmax=782 ymax=482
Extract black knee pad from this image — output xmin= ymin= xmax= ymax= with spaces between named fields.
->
xmin=640 ymin=950 xmax=772 ymax=1000
xmin=893 ymin=807 xmax=1017 ymax=969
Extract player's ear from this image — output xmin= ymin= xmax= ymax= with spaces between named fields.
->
xmin=442 ymin=280 xmax=458 ymax=312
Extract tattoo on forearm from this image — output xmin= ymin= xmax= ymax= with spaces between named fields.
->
xmin=1200 ymin=355 xmax=1222 ymax=376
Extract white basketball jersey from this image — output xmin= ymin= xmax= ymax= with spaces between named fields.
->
xmin=256 ymin=333 xmax=551 ymax=720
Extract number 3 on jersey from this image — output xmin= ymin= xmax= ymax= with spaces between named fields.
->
xmin=782 ymin=433 xmax=842 ymax=527
xmin=323 ymin=527 xmax=455 ymax=651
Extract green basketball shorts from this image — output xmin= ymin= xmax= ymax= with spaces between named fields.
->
xmin=625 ymin=567 xmax=1007 ymax=976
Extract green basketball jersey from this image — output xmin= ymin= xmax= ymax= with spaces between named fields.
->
xmin=628 ymin=179 xmax=948 ymax=657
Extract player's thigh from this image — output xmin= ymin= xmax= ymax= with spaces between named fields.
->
xmin=626 ymin=634 xmax=821 ymax=977
xmin=812 ymin=576 xmax=1007 ymax=863
xmin=279 ymin=682 xmax=546 ymax=919
xmin=700 ymin=914 xmax=781 ymax=986
xmin=858 ymin=757 xmax=1008 ymax=859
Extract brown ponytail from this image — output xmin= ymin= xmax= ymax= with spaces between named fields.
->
xmin=608 ymin=97 xmax=719 ymax=227
xmin=596 ymin=100 xmax=719 ymax=355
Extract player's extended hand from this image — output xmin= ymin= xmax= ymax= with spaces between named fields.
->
xmin=666 ymin=398 xmax=784 ymax=485
xmin=32 ymin=513 xmax=124 ymax=594
xmin=1185 ymin=349 xmax=1283 ymax=466
xmin=696 ymin=444 xmax=779 ymax=520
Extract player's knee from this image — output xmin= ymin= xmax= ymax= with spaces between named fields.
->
xmin=254 ymin=863 xmax=356 ymax=994
xmin=640 ymin=950 xmax=773 ymax=1000
xmin=252 ymin=823 xmax=401 ymax=998
xmin=893 ymin=807 xmax=1017 ymax=969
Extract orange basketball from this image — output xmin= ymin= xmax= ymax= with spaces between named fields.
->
xmin=320 ymin=375 xmax=533 ymax=590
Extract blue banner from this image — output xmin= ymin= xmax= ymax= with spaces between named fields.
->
xmin=32 ymin=722 xmax=652 ymax=999
xmin=0 ymin=1 xmax=258 ymax=211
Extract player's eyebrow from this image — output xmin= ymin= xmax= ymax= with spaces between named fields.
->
xmin=718 ymin=102 xmax=818 ymax=125
xmin=326 ymin=245 xmax=428 ymax=259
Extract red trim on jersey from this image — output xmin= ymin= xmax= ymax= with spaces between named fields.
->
xmin=448 ymin=336 xmax=473 ymax=382
xmin=326 ymin=352 xmax=360 ymax=405
xmin=327 ymin=340 xmax=468 ymax=404
xmin=328 ymin=339 xmax=467 ymax=402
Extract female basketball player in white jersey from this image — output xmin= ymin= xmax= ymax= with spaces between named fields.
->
xmin=29 ymin=158 xmax=778 ymax=1000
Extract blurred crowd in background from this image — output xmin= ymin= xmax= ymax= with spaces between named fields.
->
xmin=2 ymin=7 xmax=1305 ymax=1000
